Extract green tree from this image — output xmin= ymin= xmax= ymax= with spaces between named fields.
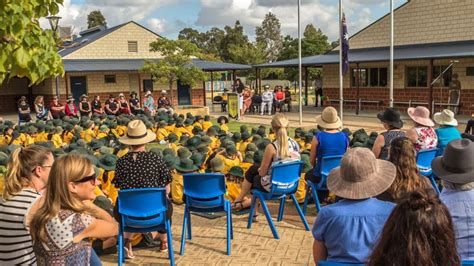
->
xmin=256 ymin=12 xmax=283 ymax=62
xmin=220 ymin=21 xmax=249 ymax=61
xmin=178 ymin=28 xmax=206 ymax=48
xmin=203 ymin=27 xmax=225 ymax=59
xmin=0 ymin=0 xmax=64 ymax=85
xmin=302 ymin=24 xmax=331 ymax=56
xmin=141 ymin=38 xmax=207 ymax=103
xmin=87 ymin=10 xmax=107 ymax=29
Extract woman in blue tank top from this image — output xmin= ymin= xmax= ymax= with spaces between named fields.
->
xmin=306 ymin=107 xmax=349 ymax=184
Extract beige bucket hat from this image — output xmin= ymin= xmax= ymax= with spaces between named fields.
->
xmin=327 ymin=147 xmax=396 ymax=200
xmin=433 ymin=109 xmax=458 ymax=127
xmin=119 ymin=120 xmax=156 ymax=145
xmin=315 ymin=107 xmax=342 ymax=129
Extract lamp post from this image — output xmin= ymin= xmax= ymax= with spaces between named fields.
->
xmin=47 ymin=15 xmax=62 ymax=98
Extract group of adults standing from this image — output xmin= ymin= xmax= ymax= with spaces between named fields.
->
xmin=16 ymin=90 xmax=174 ymax=122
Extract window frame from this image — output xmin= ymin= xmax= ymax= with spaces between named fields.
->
xmin=405 ymin=66 xmax=428 ymax=88
xmin=104 ymin=75 xmax=117 ymax=84
xmin=128 ymin=41 xmax=138 ymax=53
xmin=351 ymin=67 xmax=388 ymax=88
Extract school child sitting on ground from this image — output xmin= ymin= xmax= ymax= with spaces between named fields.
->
xmin=202 ymin=115 xmax=213 ymax=131
xmin=217 ymin=116 xmax=229 ymax=134
xmin=171 ymin=158 xmax=199 ymax=204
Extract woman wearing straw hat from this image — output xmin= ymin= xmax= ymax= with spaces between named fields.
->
xmin=433 ymin=109 xmax=461 ymax=155
xmin=312 ymin=148 xmax=396 ymax=264
xmin=372 ymin=108 xmax=405 ymax=160
xmin=114 ymin=120 xmax=172 ymax=257
xmin=434 ymin=139 xmax=474 ymax=260
xmin=306 ymin=107 xmax=349 ymax=187
xmin=406 ymin=106 xmax=438 ymax=152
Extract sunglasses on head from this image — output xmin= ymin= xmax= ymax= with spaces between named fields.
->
xmin=74 ymin=174 xmax=97 ymax=185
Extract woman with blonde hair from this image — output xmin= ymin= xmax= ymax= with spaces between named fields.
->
xmin=377 ymin=137 xmax=431 ymax=202
xmin=34 ymin=95 xmax=52 ymax=121
xmin=0 ymin=145 xmax=54 ymax=264
xmin=232 ymin=113 xmax=300 ymax=210
xmin=30 ymin=154 xmax=118 ymax=265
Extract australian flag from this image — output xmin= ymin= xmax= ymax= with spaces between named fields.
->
xmin=341 ymin=13 xmax=349 ymax=75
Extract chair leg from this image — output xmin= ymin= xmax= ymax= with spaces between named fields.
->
xmin=118 ymin=229 xmax=123 ymax=266
xmin=290 ymin=194 xmax=310 ymax=231
xmin=166 ymin=219 xmax=175 ymax=266
xmin=180 ymin=209 xmax=188 ymax=256
xmin=429 ymin=175 xmax=441 ymax=194
xmin=303 ymin=184 xmax=311 ymax=215
xmin=228 ymin=202 xmax=234 ymax=239
xmin=226 ymin=202 xmax=231 ymax=256
xmin=187 ymin=210 xmax=192 ymax=240
xmin=313 ymin=187 xmax=322 ymax=212
xmin=277 ymin=197 xmax=285 ymax=222
xmin=259 ymin=196 xmax=279 ymax=239
xmin=247 ymin=195 xmax=257 ymax=229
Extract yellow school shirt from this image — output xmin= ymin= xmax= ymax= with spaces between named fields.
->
xmin=96 ymin=132 xmax=108 ymax=140
xmin=11 ymin=137 xmax=23 ymax=146
xmin=62 ymin=131 xmax=74 ymax=144
xmin=169 ymin=142 xmax=179 ymax=152
xmin=295 ymin=173 xmax=307 ymax=203
xmin=116 ymin=148 xmax=129 ymax=158
xmin=171 ymin=171 xmax=184 ymax=204
xmin=173 ymin=127 xmax=189 ymax=139
xmin=215 ymin=154 xmax=241 ymax=175
xmin=2 ymin=135 xmax=11 ymax=145
xmin=19 ymin=133 xmax=27 ymax=145
xmin=156 ymin=128 xmax=169 ymax=141
xmin=220 ymin=124 xmax=229 ymax=134
xmin=296 ymin=138 xmax=305 ymax=149
xmin=202 ymin=121 xmax=213 ymax=131
xmin=209 ymin=137 xmax=219 ymax=151
xmin=193 ymin=122 xmax=202 ymax=129
xmin=116 ymin=126 xmax=127 ymax=136
xmin=82 ymin=129 xmax=96 ymax=143
xmin=239 ymin=140 xmax=251 ymax=154
xmin=240 ymin=162 xmax=253 ymax=174
xmin=51 ymin=134 xmax=64 ymax=149
xmin=225 ymin=181 xmax=241 ymax=203
xmin=100 ymin=171 xmax=118 ymax=205
xmin=24 ymin=135 xmax=36 ymax=146
xmin=185 ymin=126 xmax=194 ymax=135
xmin=165 ymin=125 xmax=175 ymax=133
xmin=36 ymin=132 xmax=48 ymax=142
xmin=268 ymin=133 xmax=276 ymax=141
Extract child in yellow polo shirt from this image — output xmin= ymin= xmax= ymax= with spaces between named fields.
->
xmin=82 ymin=121 xmax=96 ymax=143
xmin=24 ymin=127 xmax=38 ymax=146
xmin=155 ymin=121 xmax=169 ymax=142
xmin=225 ymin=166 xmax=246 ymax=203
xmin=96 ymin=125 xmax=109 ymax=140
xmin=164 ymin=120 xmax=176 ymax=134
xmin=202 ymin=115 xmax=213 ymax=131
xmin=238 ymin=131 xmax=252 ymax=154
xmin=171 ymin=158 xmax=198 ymax=204
xmin=50 ymin=126 xmax=65 ymax=149
xmin=215 ymin=145 xmax=242 ymax=175
xmin=167 ymin=133 xmax=179 ymax=152
xmin=61 ymin=124 xmax=75 ymax=144
xmin=217 ymin=116 xmax=229 ymax=134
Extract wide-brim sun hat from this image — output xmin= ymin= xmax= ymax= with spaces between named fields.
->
xmin=432 ymin=139 xmax=474 ymax=184
xmin=327 ymin=147 xmax=396 ymax=200
xmin=119 ymin=119 xmax=156 ymax=145
xmin=315 ymin=107 xmax=342 ymax=129
xmin=175 ymin=158 xmax=199 ymax=173
xmin=433 ymin=109 xmax=458 ymax=127
xmin=407 ymin=106 xmax=434 ymax=127
xmin=377 ymin=108 xmax=403 ymax=129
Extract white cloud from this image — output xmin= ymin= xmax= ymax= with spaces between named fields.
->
xmin=147 ymin=18 xmax=167 ymax=33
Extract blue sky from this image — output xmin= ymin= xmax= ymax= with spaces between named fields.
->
xmin=52 ymin=0 xmax=406 ymax=42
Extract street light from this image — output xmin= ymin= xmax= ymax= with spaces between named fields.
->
xmin=46 ymin=15 xmax=62 ymax=98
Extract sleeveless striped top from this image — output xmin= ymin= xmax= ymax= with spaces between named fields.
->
xmin=0 ymin=188 xmax=41 ymax=265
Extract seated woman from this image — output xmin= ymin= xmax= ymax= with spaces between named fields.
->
xmin=0 ymin=145 xmax=53 ymax=265
xmin=312 ymin=148 xmax=396 ymax=264
xmin=372 ymin=108 xmax=405 ymax=159
xmin=273 ymin=86 xmax=285 ymax=113
xmin=433 ymin=109 xmax=461 ymax=155
xmin=104 ymin=95 xmax=119 ymax=117
xmin=157 ymin=90 xmax=173 ymax=114
xmin=79 ymin=94 xmax=92 ymax=118
xmin=306 ymin=107 xmax=349 ymax=185
xmin=129 ymin=92 xmax=142 ymax=115
xmin=143 ymin=91 xmax=156 ymax=116
xmin=117 ymin=93 xmax=131 ymax=115
xmin=92 ymin=95 xmax=104 ymax=118
xmin=49 ymin=96 xmax=65 ymax=119
xmin=232 ymin=113 xmax=300 ymax=211
xmin=434 ymin=139 xmax=474 ymax=260
xmin=241 ymin=86 xmax=252 ymax=117
xmin=376 ymin=137 xmax=431 ymax=202
xmin=34 ymin=96 xmax=52 ymax=121
xmin=114 ymin=120 xmax=172 ymax=257
xmin=406 ymin=106 xmax=438 ymax=152
xmin=368 ymin=189 xmax=460 ymax=265
xmin=29 ymin=154 xmax=118 ymax=265
xmin=65 ymin=96 xmax=79 ymax=117
xmin=18 ymin=97 xmax=32 ymax=122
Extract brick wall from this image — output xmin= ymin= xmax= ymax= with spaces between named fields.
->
xmin=335 ymin=0 xmax=474 ymax=50
xmin=323 ymin=87 xmax=474 ymax=115
xmin=64 ymin=22 xmax=164 ymax=60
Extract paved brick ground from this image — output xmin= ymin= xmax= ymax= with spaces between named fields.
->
xmin=101 ymin=204 xmax=316 ymax=265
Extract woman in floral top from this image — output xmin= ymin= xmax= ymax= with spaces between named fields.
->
xmin=406 ymin=106 xmax=438 ymax=152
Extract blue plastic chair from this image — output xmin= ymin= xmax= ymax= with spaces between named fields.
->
xmin=180 ymin=173 xmax=233 ymax=255
xmin=462 ymin=260 xmax=474 ymax=266
xmin=117 ymin=188 xmax=174 ymax=266
xmin=247 ymin=160 xmax=310 ymax=239
xmin=416 ymin=148 xmax=440 ymax=194
xmin=318 ymin=261 xmax=365 ymax=266
xmin=303 ymin=155 xmax=344 ymax=214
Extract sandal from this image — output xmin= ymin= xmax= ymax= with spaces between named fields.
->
xmin=123 ymin=239 xmax=135 ymax=259
xmin=231 ymin=201 xmax=244 ymax=211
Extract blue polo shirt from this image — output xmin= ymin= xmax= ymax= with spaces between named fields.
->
xmin=312 ymin=198 xmax=395 ymax=263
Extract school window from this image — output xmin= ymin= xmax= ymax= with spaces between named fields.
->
xmin=432 ymin=65 xmax=452 ymax=87
xmin=406 ymin=66 xmax=428 ymax=87
xmin=466 ymin=67 xmax=474 ymax=76
xmin=351 ymin=67 xmax=387 ymax=87
xmin=128 ymin=41 xmax=138 ymax=52
xmin=104 ymin=75 xmax=116 ymax=83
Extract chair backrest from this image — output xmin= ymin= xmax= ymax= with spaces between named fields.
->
xmin=318 ymin=261 xmax=365 ymax=266
xmin=183 ymin=173 xmax=226 ymax=208
xmin=213 ymin=96 xmax=223 ymax=102
xmin=269 ymin=160 xmax=303 ymax=195
xmin=416 ymin=148 xmax=438 ymax=169
xmin=320 ymin=155 xmax=344 ymax=177
xmin=118 ymin=188 xmax=168 ymax=228
xmin=461 ymin=260 xmax=474 ymax=266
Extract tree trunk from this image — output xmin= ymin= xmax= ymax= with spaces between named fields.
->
xmin=169 ymin=80 xmax=174 ymax=106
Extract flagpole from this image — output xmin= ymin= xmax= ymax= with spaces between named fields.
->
xmin=298 ymin=0 xmax=303 ymax=125
xmin=389 ymin=0 xmax=394 ymax=107
xmin=339 ymin=0 xmax=344 ymax=124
